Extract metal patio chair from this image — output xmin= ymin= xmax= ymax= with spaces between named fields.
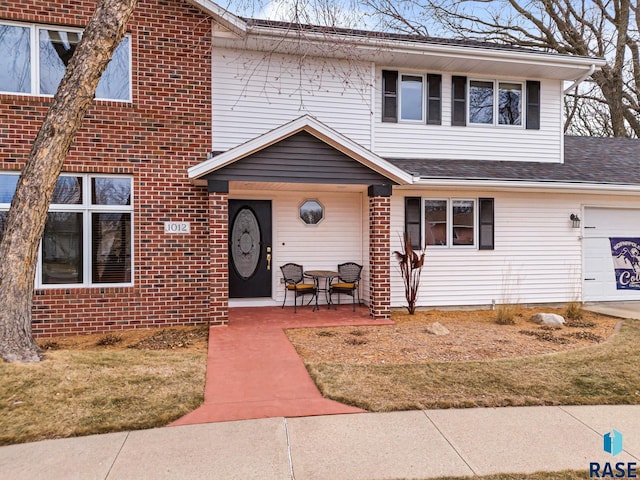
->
xmin=280 ymin=263 xmax=318 ymax=313
xmin=329 ymin=262 xmax=363 ymax=311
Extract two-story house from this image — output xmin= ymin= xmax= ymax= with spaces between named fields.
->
xmin=2 ymin=0 xmax=639 ymax=336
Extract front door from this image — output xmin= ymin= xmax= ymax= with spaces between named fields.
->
xmin=228 ymin=200 xmax=272 ymax=298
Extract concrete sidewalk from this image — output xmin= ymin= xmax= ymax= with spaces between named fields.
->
xmin=2 ymin=405 xmax=639 ymax=480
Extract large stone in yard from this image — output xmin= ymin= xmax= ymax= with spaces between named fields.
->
xmin=425 ymin=322 xmax=450 ymax=335
xmin=531 ymin=313 xmax=565 ymax=325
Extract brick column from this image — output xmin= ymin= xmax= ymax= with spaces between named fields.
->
xmin=368 ymin=185 xmax=392 ymax=320
xmin=208 ymin=184 xmax=229 ymax=326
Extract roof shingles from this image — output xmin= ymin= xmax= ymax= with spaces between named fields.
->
xmin=387 ymin=136 xmax=640 ymax=186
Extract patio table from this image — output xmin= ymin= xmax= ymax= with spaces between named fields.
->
xmin=304 ymin=270 xmax=338 ymax=309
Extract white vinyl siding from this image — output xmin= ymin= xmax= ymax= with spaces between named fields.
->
xmin=212 ymin=48 xmax=373 ymax=151
xmin=375 ymin=70 xmax=563 ymax=163
xmin=392 ymin=190 xmax=582 ymax=307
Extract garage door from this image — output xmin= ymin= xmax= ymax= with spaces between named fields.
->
xmin=583 ymin=207 xmax=640 ymax=301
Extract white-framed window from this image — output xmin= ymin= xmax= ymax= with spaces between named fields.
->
xmin=424 ymin=198 xmax=476 ymax=247
xmin=0 ymin=173 xmax=134 ymax=288
xmin=400 ymin=74 xmax=424 ymax=122
xmin=468 ymin=79 xmax=523 ymax=127
xmin=0 ymin=21 xmax=131 ymax=101
xmin=382 ymin=70 xmax=442 ymax=125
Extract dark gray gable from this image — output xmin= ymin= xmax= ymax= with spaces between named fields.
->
xmin=204 ymin=131 xmax=394 ymax=184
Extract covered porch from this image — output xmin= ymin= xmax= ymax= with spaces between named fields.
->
xmin=188 ymin=115 xmax=412 ymax=325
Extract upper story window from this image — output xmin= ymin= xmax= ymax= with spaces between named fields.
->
xmin=0 ymin=21 xmax=131 ymax=101
xmin=498 ymin=82 xmax=523 ymax=126
xmin=382 ymin=70 xmax=442 ymax=125
xmin=400 ymin=75 xmax=424 ymax=121
xmin=453 ymin=76 xmax=539 ymax=129
xmin=469 ymin=80 xmax=522 ymax=126
xmin=469 ymin=80 xmax=494 ymax=124
xmin=0 ymin=173 xmax=134 ymax=288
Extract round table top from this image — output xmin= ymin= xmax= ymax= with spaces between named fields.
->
xmin=304 ymin=270 xmax=338 ymax=278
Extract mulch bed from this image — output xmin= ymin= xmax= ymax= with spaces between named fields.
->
xmin=285 ymin=308 xmax=620 ymax=364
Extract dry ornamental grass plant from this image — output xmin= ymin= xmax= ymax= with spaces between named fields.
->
xmin=393 ymin=232 xmax=425 ymax=315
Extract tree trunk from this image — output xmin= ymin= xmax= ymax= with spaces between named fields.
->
xmin=0 ymin=0 xmax=138 ymax=363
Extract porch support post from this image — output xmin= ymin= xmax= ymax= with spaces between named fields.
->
xmin=368 ymin=185 xmax=392 ymax=320
xmin=208 ymin=180 xmax=229 ymax=326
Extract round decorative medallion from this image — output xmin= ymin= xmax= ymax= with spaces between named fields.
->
xmin=231 ymin=208 xmax=261 ymax=279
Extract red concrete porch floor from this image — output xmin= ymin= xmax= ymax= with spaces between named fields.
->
xmin=171 ymin=305 xmax=394 ymax=426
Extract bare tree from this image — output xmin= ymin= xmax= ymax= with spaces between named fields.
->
xmin=0 ymin=0 xmax=138 ymax=363
xmin=227 ymin=0 xmax=377 ymax=28
xmin=363 ymin=0 xmax=640 ymax=137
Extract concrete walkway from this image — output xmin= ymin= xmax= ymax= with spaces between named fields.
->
xmin=1 ymin=405 xmax=639 ymax=479
xmin=172 ymin=306 xmax=394 ymax=425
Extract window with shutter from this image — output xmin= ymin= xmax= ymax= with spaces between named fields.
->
xmin=427 ymin=74 xmax=442 ymax=125
xmin=478 ymin=198 xmax=495 ymax=250
xmin=526 ymin=80 xmax=541 ymax=130
xmin=382 ymin=70 xmax=398 ymax=123
xmin=405 ymin=197 xmax=422 ymax=249
xmin=451 ymin=75 xmax=467 ymax=126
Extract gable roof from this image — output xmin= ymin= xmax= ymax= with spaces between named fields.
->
xmin=188 ymin=115 xmax=414 ymax=185
xmin=185 ymin=0 xmax=247 ymax=35
xmin=242 ymin=18 xmax=594 ymax=58
xmin=191 ymin=1 xmax=604 ymax=81
xmin=389 ymin=136 xmax=640 ymax=190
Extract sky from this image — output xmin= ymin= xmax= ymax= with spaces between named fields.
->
xmin=219 ymin=0 xmax=380 ymax=29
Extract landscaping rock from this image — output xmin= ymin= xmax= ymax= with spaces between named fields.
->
xmin=425 ymin=322 xmax=450 ymax=335
xmin=531 ymin=313 xmax=565 ymax=326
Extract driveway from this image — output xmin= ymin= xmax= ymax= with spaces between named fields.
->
xmin=583 ymin=301 xmax=640 ymax=320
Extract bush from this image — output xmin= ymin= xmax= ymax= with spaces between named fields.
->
xmin=96 ymin=333 xmax=123 ymax=346
xmin=495 ymin=304 xmax=519 ymax=325
xmin=565 ymin=302 xmax=584 ymax=320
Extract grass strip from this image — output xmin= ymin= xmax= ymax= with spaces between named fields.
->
xmin=0 ymin=348 xmax=206 ymax=445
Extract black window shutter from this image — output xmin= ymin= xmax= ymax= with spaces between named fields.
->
xmin=451 ymin=75 xmax=467 ymax=126
xmin=526 ymin=80 xmax=540 ymax=130
xmin=478 ymin=198 xmax=495 ymax=250
xmin=405 ymin=197 xmax=422 ymax=249
xmin=382 ymin=70 xmax=398 ymax=123
xmin=426 ymin=74 xmax=442 ymax=125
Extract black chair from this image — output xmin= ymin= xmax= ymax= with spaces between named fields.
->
xmin=329 ymin=262 xmax=362 ymax=311
xmin=280 ymin=263 xmax=318 ymax=313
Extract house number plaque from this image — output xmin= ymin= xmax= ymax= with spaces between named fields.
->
xmin=164 ymin=221 xmax=190 ymax=234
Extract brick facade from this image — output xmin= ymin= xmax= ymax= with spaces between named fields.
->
xmin=1 ymin=0 xmax=214 ymax=336
xmin=368 ymin=195 xmax=391 ymax=319
xmin=208 ymin=191 xmax=229 ymax=326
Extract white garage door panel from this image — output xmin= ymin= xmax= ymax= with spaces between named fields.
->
xmin=583 ymin=208 xmax=640 ymax=301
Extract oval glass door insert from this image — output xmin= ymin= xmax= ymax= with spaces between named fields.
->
xmin=231 ymin=207 xmax=261 ymax=279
